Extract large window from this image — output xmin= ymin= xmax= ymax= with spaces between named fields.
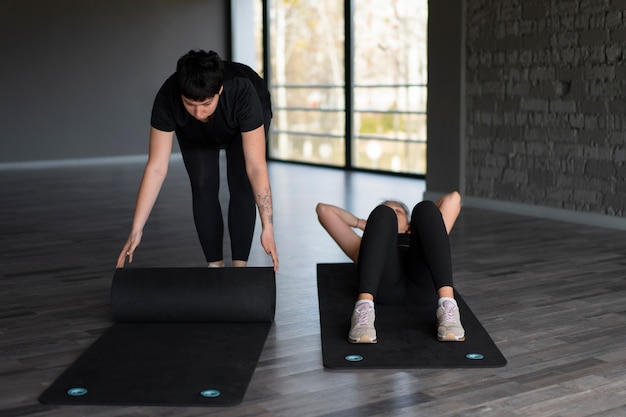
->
xmin=352 ymin=0 xmax=428 ymax=174
xmin=267 ymin=0 xmax=345 ymax=166
xmin=264 ymin=0 xmax=427 ymax=175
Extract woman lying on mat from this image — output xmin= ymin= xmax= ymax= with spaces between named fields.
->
xmin=315 ymin=191 xmax=464 ymax=343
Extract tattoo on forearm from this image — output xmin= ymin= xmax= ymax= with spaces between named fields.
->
xmin=256 ymin=188 xmax=273 ymax=224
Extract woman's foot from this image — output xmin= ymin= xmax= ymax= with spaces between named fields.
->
xmin=436 ymin=297 xmax=465 ymax=341
xmin=348 ymin=300 xmax=377 ymax=343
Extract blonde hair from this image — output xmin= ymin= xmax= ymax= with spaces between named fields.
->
xmin=382 ymin=200 xmax=410 ymax=223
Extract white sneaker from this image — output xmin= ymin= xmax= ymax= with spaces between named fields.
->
xmin=348 ymin=301 xmax=377 ymax=343
xmin=436 ymin=299 xmax=465 ymax=341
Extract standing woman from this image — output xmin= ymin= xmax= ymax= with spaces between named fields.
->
xmin=117 ymin=50 xmax=278 ymax=271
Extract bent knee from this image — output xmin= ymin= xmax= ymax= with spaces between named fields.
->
xmin=369 ymin=204 xmax=398 ymax=223
xmin=413 ymin=200 xmax=439 ymax=217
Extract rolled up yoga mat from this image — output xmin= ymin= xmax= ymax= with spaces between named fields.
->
xmin=39 ymin=267 xmax=276 ymax=407
xmin=317 ymin=263 xmax=506 ymax=369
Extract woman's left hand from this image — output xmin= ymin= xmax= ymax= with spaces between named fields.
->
xmin=261 ymin=227 xmax=278 ymax=272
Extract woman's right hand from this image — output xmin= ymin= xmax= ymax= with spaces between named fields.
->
xmin=116 ymin=230 xmax=143 ymax=268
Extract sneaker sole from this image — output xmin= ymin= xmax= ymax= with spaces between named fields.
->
xmin=438 ymin=332 xmax=465 ymax=342
xmin=348 ymin=335 xmax=377 ymax=343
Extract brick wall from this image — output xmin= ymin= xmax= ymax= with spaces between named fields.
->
xmin=465 ymin=0 xmax=626 ymax=215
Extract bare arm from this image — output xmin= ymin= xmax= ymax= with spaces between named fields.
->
xmin=241 ymin=125 xmax=278 ymax=271
xmin=315 ymin=202 xmax=364 ymax=263
xmin=116 ymin=127 xmax=174 ymax=267
xmin=435 ymin=191 xmax=462 ymax=234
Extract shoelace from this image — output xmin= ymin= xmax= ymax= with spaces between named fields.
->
xmin=355 ymin=305 xmax=371 ymax=326
xmin=442 ymin=301 xmax=456 ymax=323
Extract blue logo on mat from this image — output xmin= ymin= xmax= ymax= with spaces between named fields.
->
xmin=345 ymin=354 xmax=364 ymax=362
xmin=67 ymin=387 xmax=88 ymax=396
xmin=466 ymin=353 xmax=484 ymax=360
xmin=200 ymin=389 xmax=221 ymax=398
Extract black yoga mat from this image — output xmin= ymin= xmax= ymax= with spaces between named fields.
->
xmin=317 ymin=263 xmax=506 ymax=369
xmin=39 ymin=267 xmax=275 ymax=407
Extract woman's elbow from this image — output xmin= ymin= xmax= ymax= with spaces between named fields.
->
xmin=315 ymin=202 xmax=330 ymax=223
xmin=145 ymin=159 xmax=169 ymax=179
xmin=449 ymin=191 xmax=461 ymax=207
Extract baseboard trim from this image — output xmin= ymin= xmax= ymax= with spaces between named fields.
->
xmin=0 ymin=153 xmax=183 ymax=170
xmin=423 ymin=191 xmax=626 ymax=231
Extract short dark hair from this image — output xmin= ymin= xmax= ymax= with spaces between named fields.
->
xmin=176 ymin=50 xmax=225 ymax=100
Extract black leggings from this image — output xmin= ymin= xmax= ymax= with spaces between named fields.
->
xmin=178 ymin=115 xmax=270 ymax=263
xmin=356 ymin=201 xmax=454 ymax=306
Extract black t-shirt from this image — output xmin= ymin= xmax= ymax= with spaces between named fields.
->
xmin=150 ymin=61 xmax=272 ymax=148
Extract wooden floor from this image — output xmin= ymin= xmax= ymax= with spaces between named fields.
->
xmin=2 ymin=157 xmax=626 ymax=416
